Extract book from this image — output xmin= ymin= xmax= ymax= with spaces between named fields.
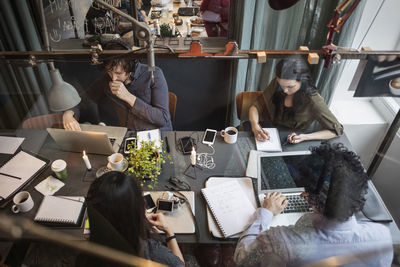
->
xmin=205 ymin=177 xmax=258 ymax=238
xmin=34 ymin=196 xmax=85 ymax=227
xmin=201 ymin=179 xmax=256 ymax=238
xmin=255 ymin=128 xmax=282 ymax=152
xmin=0 ymin=150 xmax=48 ymax=202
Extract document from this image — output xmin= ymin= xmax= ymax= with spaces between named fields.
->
xmin=0 ymin=136 xmax=24 ymax=154
xmin=255 ymin=128 xmax=282 ymax=152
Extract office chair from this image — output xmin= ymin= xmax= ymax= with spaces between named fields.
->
xmin=236 ymin=91 xmax=271 ymax=130
xmin=168 ymin=92 xmax=177 ymax=121
xmin=21 ymin=113 xmax=64 ymax=130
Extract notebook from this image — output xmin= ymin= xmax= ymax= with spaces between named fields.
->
xmin=0 ymin=150 xmax=48 ymax=202
xmin=205 ymin=177 xmax=258 ymax=238
xmin=201 ymin=179 xmax=256 ymax=238
xmin=255 ymin=128 xmax=282 ymax=152
xmin=137 ymin=129 xmax=162 ymax=152
xmin=34 ymin=196 xmax=85 ymax=227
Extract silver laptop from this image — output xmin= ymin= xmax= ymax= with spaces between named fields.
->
xmin=256 ymin=151 xmax=316 ymax=227
xmin=47 ymin=124 xmax=127 ymax=155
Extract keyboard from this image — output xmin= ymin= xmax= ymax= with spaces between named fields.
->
xmin=282 ymin=194 xmax=312 ymax=214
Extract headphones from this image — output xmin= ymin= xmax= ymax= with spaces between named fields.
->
xmin=104 ymin=39 xmax=132 ymax=51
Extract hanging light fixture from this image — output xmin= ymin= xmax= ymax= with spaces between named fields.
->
xmin=38 ymin=0 xmax=81 ymax=112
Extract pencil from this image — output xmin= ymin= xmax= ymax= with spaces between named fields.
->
xmin=0 ymin=172 xmax=21 ymax=180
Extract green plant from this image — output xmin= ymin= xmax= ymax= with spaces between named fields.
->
xmin=126 ymin=140 xmax=171 ymax=189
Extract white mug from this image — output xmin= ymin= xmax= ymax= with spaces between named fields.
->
xmin=108 ymin=153 xmax=124 ymax=171
xmin=389 ymin=78 xmax=400 ymax=96
xmin=12 ymin=191 xmax=34 ymax=213
xmin=220 ymin=127 xmax=238 ymax=144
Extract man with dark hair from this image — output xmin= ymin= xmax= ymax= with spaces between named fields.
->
xmin=234 ymin=143 xmax=393 ymax=266
xmin=63 ymin=43 xmax=172 ymax=131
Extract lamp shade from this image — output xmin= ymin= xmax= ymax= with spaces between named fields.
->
xmin=47 ymin=69 xmax=81 ymax=112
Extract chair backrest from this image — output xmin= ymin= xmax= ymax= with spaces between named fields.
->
xmin=236 ymin=91 xmax=264 ymax=121
xmin=168 ymin=92 xmax=177 ymax=121
xmin=21 ymin=113 xmax=64 ymax=130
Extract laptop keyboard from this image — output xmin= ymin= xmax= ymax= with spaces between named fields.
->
xmin=282 ymin=194 xmax=312 ymax=214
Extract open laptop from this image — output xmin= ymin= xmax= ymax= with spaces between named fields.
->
xmin=257 ymin=151 xmax=318 ymax=227
xmin=47 ymin=124 xmax=127 ymax=155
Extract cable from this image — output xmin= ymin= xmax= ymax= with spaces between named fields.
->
xmin=197 ymin=145 xmax=215 ymax=169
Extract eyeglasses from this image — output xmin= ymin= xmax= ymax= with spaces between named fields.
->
xmin=168 ymin=176 xmax=191 ymax=191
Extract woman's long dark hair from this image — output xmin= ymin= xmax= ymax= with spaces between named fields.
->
xmin=86 ymin=172 xmax=157 ymax=256
xmin=272 ymin=58 xmax=317 ymax=120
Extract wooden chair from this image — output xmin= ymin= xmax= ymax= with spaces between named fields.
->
xmin=235 ymin=91 xmax=263 ymax=121
xmin=168 ymin=92 xmax=177 ymax=121
xmin=21 ymin=113 xmax=64 ymax=130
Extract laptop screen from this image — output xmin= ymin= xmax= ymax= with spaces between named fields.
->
xmin=259 ymin=152 xmax=324 ymax=192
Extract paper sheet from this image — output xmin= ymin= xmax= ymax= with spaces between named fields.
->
xmin=0 ymin=136 xmax=25 ymax=154
xmin=255 ymin=128 xmax=282 ymax=152
xmin=35 ymin=175 xmax=65 ymax=196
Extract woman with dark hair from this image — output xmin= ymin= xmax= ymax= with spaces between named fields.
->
xmin=85 ymin=171 xmax=184 ymax=266
xmin=234 ymin=143 xmax=393 ymax=266
xmin=249 ymin=58 xmax=343 ymax=144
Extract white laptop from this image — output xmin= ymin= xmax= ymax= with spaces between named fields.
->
xmin=47 ymin=124 xmax=127 ymax=155
xmin=256 ymin=151 xmax=318 ymax=227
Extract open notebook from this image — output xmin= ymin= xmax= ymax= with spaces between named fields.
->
xmin=202 ymin=178 xmax=257 ymax=238
xmin=34 ymin=196 xmax=85 ymax=227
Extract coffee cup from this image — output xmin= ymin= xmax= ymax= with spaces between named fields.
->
xmin=389 ymin=78 xmax=400 ymax=96
xmin=51 ymin=159 xmax=67 ymax=180
xmin=12 ymin=191 xmax=34 ymax=213
xmin=108 ymin=153 xmax=124 ymax=171
xmin=220 ymin=126 xmax=238 ymax=144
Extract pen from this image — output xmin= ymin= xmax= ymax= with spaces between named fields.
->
xmin=148 ymin=132 xmax=151 ymax=141
xmin=165 ymin=136 xmax=170 ymax=153
xmin=0 ymin=172 xmax=21 ymax=180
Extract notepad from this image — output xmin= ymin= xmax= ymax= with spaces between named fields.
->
xmin=0 ymin=151 xmax=48 ymax=201
xmin=34 ymin=196 xmax=85 ymax=227
xmin=255 ymin=128 xmax=282 ymax=152
xmin=137 ymin=129 xmax=162 ymax=152
xmin=201 ymin=180 xmax=256 ymax=238
xmin=205 ymin=177 xmax=258 ymax=238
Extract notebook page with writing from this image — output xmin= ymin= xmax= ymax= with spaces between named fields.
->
xmin=201 ymin=180 xmax=256 ymax=238
xmin=34 ymin=196 xmax=85 ymax=226
xmin=0 ymin=151 xmax=47 ymax=199
xmin=205 ymin=177 xmax=258 ymax=238
xmin=255 ymin=128 xmax=282 ymax=152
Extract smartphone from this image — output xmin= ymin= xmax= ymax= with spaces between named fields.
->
xmin=202 ymin=129 xmax=217 ymax=146
xmin=157 ymin=199 xmax=174 ymax=212
xmin=124 ymin=137 xmax=137 ymax=154
xmin=143 ymin=193 xmax=156 ymax=212
xmin=179 ymin=137 xmax=194 ymax=155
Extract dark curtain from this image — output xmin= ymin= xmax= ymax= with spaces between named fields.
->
xmin=0 ymin=0 xmax=51 ymax=129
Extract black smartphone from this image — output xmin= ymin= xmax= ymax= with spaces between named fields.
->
xmin=143 ymin=193 xmax=156 ymax=212
xmin=157 ymin=199 xmax=174 ymax=212
xmin=179 ymin=137 xmax=194 ymax=155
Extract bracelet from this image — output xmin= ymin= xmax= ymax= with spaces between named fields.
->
xmin=166 ymin=234 xmax=176 ymax=243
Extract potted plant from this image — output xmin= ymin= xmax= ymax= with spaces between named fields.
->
xmin=125 ymin=140 xmax=171 ymax=189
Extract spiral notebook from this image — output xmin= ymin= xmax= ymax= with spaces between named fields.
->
xmin=34 ymin=196 xmax=85 ymax=227
xmin=201 ymin=179 xmax=256 ymax=238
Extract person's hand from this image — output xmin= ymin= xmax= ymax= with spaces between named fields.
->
xmin=146 ymin=213 xmax=173 ymax=235
xmin=262 ymin=192 xmax=287 ymax=216
xmin=252 ymin=124 xmax=270 ymax=142
xmin=109 ymin=81 xmax=131 ymax=102
xmin=287 ymin=132 xmax=308 ymax=144
xmin=62 ymin=110 xmax=81 ymax=131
